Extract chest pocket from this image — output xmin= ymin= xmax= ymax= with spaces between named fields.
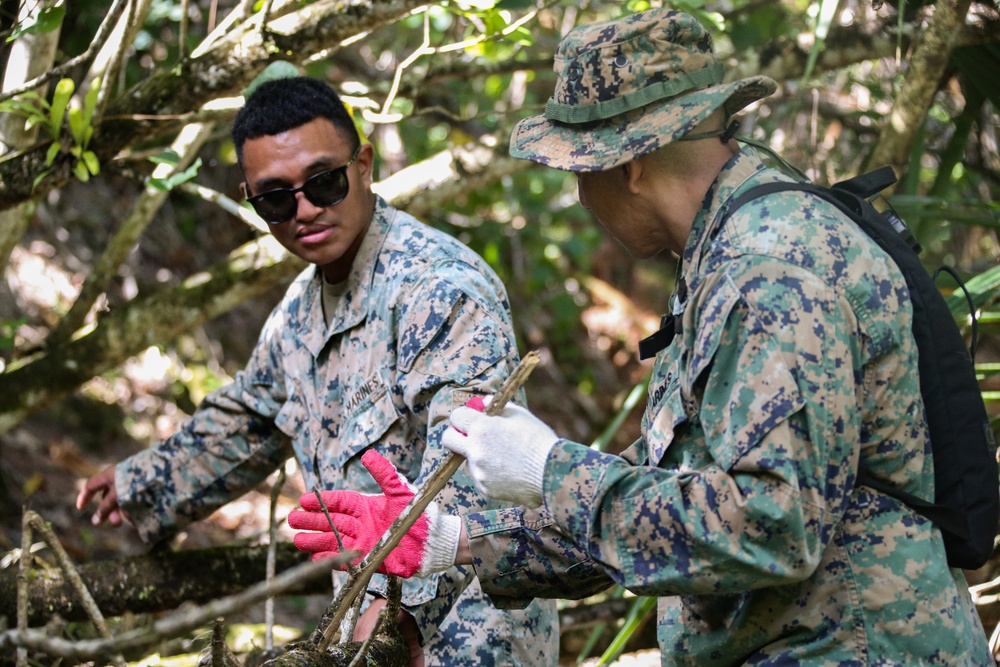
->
xmin=335 ymin=369 xmax=401 ymax=473
xmin=273 ymin=376 xmax=312 ymax=445
xmin=646 ymin=350 xmax=692 ymax=467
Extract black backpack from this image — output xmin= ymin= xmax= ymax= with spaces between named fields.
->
xmin=722 ymin=167 xmax=999 ymax=569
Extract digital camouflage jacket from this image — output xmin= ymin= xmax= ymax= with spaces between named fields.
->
xmin=115 ymin=196 xmax=558 ymax=666
xmin=465 ymin=151 xmax=992 ymax=666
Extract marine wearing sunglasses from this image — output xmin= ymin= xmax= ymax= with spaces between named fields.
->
xmin=245 ymin=144 xmax=361 ymax=224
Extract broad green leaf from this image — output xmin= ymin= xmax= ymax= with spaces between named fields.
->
xmin=45 ymin=142 xmax=60 ymax=166
xmin=6 ymin=4 xmax=66 ymax=41
xmin=82 ymin=151 xmax=100 ymax=175
xmin=34 ymin=4 xmax=67 ymax=33
xmin=67 ymin=106 xmax=85 ymax=143
xmin=32 ymin=168 xmax=52 ymax=191
xmin=73 ymin=159 xmax=90 ymax=182
xmin=50 ymin=78 xmax=75 ymax=137
xmin=83 ymin=77 xmax=102 ymax=125
xmin=149 ymin=149 xmax=182 ymax=166
xmin=149 ymin=157 xmax=203 ymax=191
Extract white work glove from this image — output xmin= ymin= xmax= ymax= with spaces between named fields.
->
xmin=442 ymin=396 xmax=560 ymax=508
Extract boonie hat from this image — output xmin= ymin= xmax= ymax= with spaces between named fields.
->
xmin=510 ymin=8 xmax=777 ymax=172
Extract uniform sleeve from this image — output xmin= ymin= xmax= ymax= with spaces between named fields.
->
xmin=541 ymin=260 xmax=864 ymax=596
xmin=367 ymin=263 xmax=524 ymax=641
xmin=464 ymin=506 xmax=615 ymax=608
xmin=116 ymin=311 xmax=294 ymax=544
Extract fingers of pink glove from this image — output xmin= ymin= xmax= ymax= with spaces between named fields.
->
xmin=287 ymin=509 xmax=363 ymax=535
xmin=298 ymin=490 xmax=367 ymax=515
xmin=313 ymin=550 xmax=362 ymax=568
xmin=360 ymin=450 xmax=411 ymax=499
xmin=293 ymin=531 xmax=342 ymax=554
xmin=466 ymin=395 xmax=487 ymax=411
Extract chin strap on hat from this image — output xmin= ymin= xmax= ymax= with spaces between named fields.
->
xmin=680 ymin=119 xmax=741 ymax=143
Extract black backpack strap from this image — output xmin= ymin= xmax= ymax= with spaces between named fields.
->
xmin=726 ymin=179 xmax=977 ymax=545
xmin=830 ymin=166 xmax=897 ymax=199
xmin=724 ymin=181 xmax=822 ymax=228
xmin=856 ymin=469 xmax=971 ymax=540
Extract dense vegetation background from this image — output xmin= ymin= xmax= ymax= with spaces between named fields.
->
xmin=1 ymin=0 xmax=999 ymax=664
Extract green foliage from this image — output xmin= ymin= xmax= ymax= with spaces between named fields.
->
xmin=595 ymin=595 xmax=657 ymax=665
xmin=148 ymin=157 xmax=204 ymax=193
xmin=6 ymin=3 xmax=66 ymax=42
xmin=0 ymin=318 xmax=26 ymax=352
xmin=0 ymin=76 xmax=101 ymax=187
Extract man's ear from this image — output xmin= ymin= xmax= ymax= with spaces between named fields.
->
xmin=622 ymin=158 xmax=644 ymax=195
xmin=357 ymin=142 xmax=375 ymax=187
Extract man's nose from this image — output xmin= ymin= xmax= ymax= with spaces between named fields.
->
xmin=294 ymin=190 xmax=324 ymax=221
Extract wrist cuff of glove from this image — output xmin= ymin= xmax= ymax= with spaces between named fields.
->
xmin=521 ymin=437 xmax=555 ymax=508
xmin=417 ymin=504 xmax=461 ymax=577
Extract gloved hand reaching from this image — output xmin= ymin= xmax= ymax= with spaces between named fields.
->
xmin=288 ymin=449 xmax=461 ymax=578
xmin=442 ymin=397 xmax=560 ymax=508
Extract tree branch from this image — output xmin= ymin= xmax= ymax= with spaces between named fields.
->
xmin=0 ymin=135 xmax=528 ymax=434
xmin=0 ymin=0 xmax=428 ymax=212
xmin=864 ymin=0 xmax=975 ymax=179
xmin=0 ymin=0 xmax=128 ymax=105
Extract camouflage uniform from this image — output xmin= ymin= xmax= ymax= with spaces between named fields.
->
xmin=464 ymin=150 xmax=993 ymax=666
xmin=114 ymin=196 xmax=558 ymax=665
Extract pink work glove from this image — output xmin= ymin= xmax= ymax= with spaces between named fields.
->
xmin=288 ymin=449 xmax=461 ymax=578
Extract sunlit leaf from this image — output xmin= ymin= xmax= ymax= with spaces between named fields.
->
xmin=83 ymin=77 xmax=102 ymax=126
xmin=45 ymin=142 xmax=60 ymax=166
xmin=83 ymin=150 xmax=101 ymax=175
xmin=73 ymin=159 xmax=90 ymax=182
xmin=67 ymin=106 xmax=85 ymax=143
xmin=7 ymin=4 xmax=66 ymax=41
xmin=150 ymin=148 xmax=182 ymax=166
xmin=50 ymin=78 xmax=75 ymax=137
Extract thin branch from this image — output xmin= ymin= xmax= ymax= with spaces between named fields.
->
xmin=92 ymin=0 xmax=139 ymax=128
xmin=18 ymin=511 xmax=126 ymax=667
xmin=16 ymin=512 xmax=29 ymax=667
xmin=364 ymin=2 xmax=547 ymax=124
xmin=48 ymin=121 xmax=216 ymax=345
xmin=266 ymin=466 xmax=288 ymax=651
xmin=0 ymin=0 xmax=128 ymax=104
xmin=180 ymin=0 xmax=190 ymax=57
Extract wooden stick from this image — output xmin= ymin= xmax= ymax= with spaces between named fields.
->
xmin=316 ymin=350 xmax=541 ymax=650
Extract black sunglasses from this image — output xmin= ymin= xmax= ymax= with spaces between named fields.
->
xmin=246 ymin=145 xmax=361 ymax=224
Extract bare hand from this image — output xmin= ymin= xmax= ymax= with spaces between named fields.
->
xmin=354 ymin=598 xmax=424 ymax=667
xmin=76 ymin=465 xmax=128 ymax=527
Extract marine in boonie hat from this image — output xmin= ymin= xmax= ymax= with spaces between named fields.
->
xmin=510 ymin=8 xmax=777 ymax=172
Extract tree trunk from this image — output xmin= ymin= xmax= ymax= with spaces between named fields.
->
xmin=863 ymin=0 xmax=974 ymax=181
xmin=0 ymin=0 xmax=63 ymax=273
xmin=0 ymin=542 xmax=326 ymax=627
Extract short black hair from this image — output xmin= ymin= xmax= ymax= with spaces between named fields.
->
xmin=231 ymin=76 xmax=360 ymax=166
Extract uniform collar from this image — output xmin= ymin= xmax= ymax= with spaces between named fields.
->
xmin=297 ymin=196 xmax=396 ymax=356
xmin=680 ymin=149 xmax=768 ymax=295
